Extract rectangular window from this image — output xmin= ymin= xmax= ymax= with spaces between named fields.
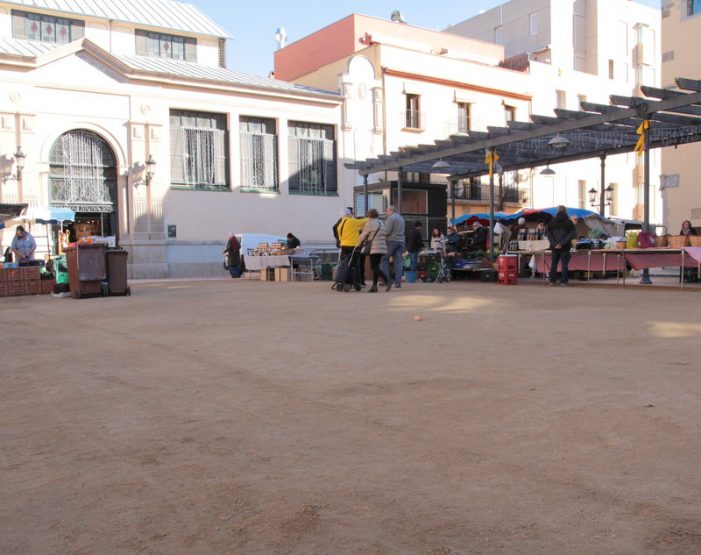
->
xmin=687 ymin=0 xmax=701 ymax=16
xmin=608 ymin=59 xmax=615 ymax=79
xmin=577 ymin=94 xmax=586 ymax=108
xmin=355 ymin=192 xmax=386 ymax=217
xmin=405 ymin=94 xmax=421 ymax=129
xmin=457 ymin=102 xmax=471 ymax=133
xmin=556 ymin=90 xmax=566 ymax=110
xmin=240 ymin=117 xmax=278 ymax=192
xmin=390 ymin=189 xmax=428 ymax=215
xmin=504 ymin=105 xmax=516 ymax=124
xmin=136 ymin=30 xmax=197 ymax=62
xmin=288 ymin=122 xmax=337 ymax=195
xmin=530 ymin=13 xmax=538 ymax=35
xmin=494 ymin=25 xmax=503 ymax=44
xmin=170 ymin=109 xmax=229 ymax=190
xmin=11 ymin=10 xmax=84 ymax=43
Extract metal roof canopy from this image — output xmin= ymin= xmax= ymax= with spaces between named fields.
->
xmin=346 ymin=77 xmax=701 ymax=278
xmin=346 ymin=77 xmax=701 ymax=178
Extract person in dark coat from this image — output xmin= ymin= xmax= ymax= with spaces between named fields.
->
xmin=223 ymin=234 xmax=241 ymax=278
xmin=406 ymin=221 xmax=423 ymax=274
xmin=286 ymin=233 xmax=301 ymax=249
xmin=545 ymin=206 xmax=577 ymax=286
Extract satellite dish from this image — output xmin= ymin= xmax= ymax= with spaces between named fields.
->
xmin=390 ymin=10 xmax=406 ymax=23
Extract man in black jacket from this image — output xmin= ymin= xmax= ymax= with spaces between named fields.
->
xmin=406 ymin=221 xmax=423 ymax=275
xmin=546 ymin=206 xmax=577 ymax=286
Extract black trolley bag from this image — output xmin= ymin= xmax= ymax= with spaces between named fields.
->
xmin=332 ymin=248 xmax=356 ymax=291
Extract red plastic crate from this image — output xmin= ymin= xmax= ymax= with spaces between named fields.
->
xmin=498 ymin=255 xmax=518 ymax=271
xmin=5 ymin=269 xmax=21 ymax=281
xmin=20 ymin=267 xmax=40 ymax=280
xmin=0 ymin=282 xmax=7 ymax=296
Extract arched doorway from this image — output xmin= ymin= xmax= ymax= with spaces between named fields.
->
xmin=49 ymin=130 xmax=118 ymax=242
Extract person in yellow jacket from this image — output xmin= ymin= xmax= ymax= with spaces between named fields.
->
xmin=333 ymin=208 xmax=368 ymax=290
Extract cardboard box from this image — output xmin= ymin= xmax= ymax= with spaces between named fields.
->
xmin=274 ymin=267 xmax=291 ymax=282
xmin=261 ymin=267 xmax=275 ymax=282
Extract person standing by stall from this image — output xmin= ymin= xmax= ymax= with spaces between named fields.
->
xmin=223 ymin=233 xmax=241 ymax=278
xmin=381 ymin=205 xmax=405 ymax=289
xmin=358 ymin=209 xmax=391 ymax=292
xmin=546 ymin=206 xmax=577 ymax=286
xmin=11 ymin=226 xmax=36 ymax=264
xmin=406 ymin=221 xmax=423 ymax=275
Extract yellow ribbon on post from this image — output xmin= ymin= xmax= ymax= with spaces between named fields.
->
xmin=634 ymin=120 xmax=650 ymax=157
xmin=484 ymin=150 xmax=500 ymax=178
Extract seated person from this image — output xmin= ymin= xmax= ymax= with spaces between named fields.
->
xmin=445 ymin=226 xmax=462 ymax=257
xmin=286 ymin=232 xmax=301 ymax=250
xmin=472 ymin=221 xmax=488 ymax=251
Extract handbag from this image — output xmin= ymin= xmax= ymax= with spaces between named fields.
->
xmin=360 ymin=223 xmax=381 ymax=254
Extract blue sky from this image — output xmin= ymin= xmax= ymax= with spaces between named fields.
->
xmin=194 ymin=0 xmax=660 ymax=77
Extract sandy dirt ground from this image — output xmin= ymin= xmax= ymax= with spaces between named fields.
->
xmin=1 ymin=278 xmax=701 ymax=554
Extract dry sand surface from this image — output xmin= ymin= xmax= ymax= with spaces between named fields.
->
xmin=1 ymin=278 xmax=701 ymax=554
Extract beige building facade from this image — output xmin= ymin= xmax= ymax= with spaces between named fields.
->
xmin=660 ymin=0 xmax=701 ymax=232
xmin=0 ymin=0 xmax=347 ymax=278
xmin=275 ymin=14 xmax=533 ymax=224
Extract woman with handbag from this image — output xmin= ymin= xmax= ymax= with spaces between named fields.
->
xmin=358 ymin=208 xmax=391 ymax=292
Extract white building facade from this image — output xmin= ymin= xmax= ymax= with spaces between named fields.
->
xmin=447 ymin=0 xmax=663 ymax=224
xmin=0 ymin=0 xmax=346 ymax=278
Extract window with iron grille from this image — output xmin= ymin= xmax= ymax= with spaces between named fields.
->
xmin=405 ymin=94 xmax=421 ymax=129
xmin=49 ymin=130 xmax=116 ymax=213
xmin=170 ymin=110 xmax=229 ymax=190
xmin=240 ymin=117 xmax=278 ymax=192
xmin=136 ymin=30 xmax=196 ymax=62
xmin=288 ymin=122 xmax=337 ymax=195
xmin=12 ymin=10 xmax=84 ymax=44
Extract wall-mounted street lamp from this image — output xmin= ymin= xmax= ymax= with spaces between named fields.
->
xmin=2 ymin=146 xmax=26 ymax=182
xmin=13 ymin=146 xmax=26 ymax=180
xmin=540 ymin=164 xmax=555 ymax=176
xmin=145 ymin=154 xmax=156 ymax=185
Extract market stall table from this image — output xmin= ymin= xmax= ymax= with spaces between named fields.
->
xmin=528 ymin=247 xmax=701 ymax=288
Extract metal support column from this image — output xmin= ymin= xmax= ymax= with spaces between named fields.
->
xmin=488 ymin=150 xmax=495 ymax=262
xmin=599 ymin=154 xmax=607 ymax=217
xmin=640 ymin=119 xmax=652 ymax=285
xmin=397 ymin=169 xmax=403 ymax=216
xmin=363 ymin=174 xmax=368 ymax=215
xmin=450 ymin=177 xmax=456 ymax=225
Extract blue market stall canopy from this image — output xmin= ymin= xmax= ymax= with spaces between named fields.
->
xmin=452 ymin=207 xmax=622 ymax=236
